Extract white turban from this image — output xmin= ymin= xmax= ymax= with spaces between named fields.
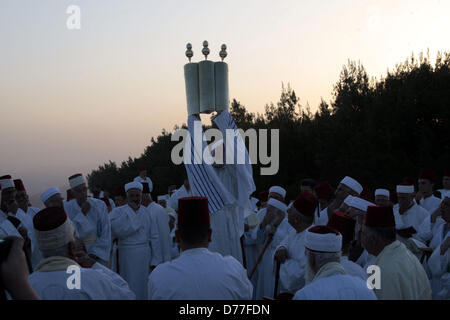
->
xmin=0 ymin=177 xmax=14 ymax=190
xmin=348 ymin=197 xmax=374 ymax=213
xmin=40 ymin=187 xmax=61 ymax=204
xmin=305 ymin=226 xmax=342 ymax=252
xmin=343 ymin=195 xmax=354 ymax=206
xmin=340 ymin=176 xmax=363 ymax=195
xmin=267 ymin=198 xmax=287 ymax=212
xmin=375 ymin=189 xmax=390 ymax=197
xmin=69 ymin=174 xmax=85 ymax=189
xmin=125 ymin=181 xmax=143 ymax=192
xmin=35 ymin=218 xmax=75 ymax=251
xmin=396 ymin=185 xmax=414 ymax=194
xmin=269 ymin=186 xmax=286 ymax=199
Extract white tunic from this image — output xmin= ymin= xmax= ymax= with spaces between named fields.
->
xmin=394 ymin=203 xmax=429 ymax=248
xmin=437 ymin=189 xmax=450 ymax=199
xmin=147 ymin=201 xmax=172 ymax=264
xmin=148 ymin=248 xmax=253 ymax=300
xmin=252 ymin=218 xmax=295 ymax=299
xmin=313 ymin=206 xmax=329 ymax=226
xmin=15 ymin=208 xmax=42 ymax=269
xmin=373 ymin=240 xmax=431 ymax=299
xmin=340 ymin=256 xmax=367 ymax=280
xmin=25 ymin=206 xmax=40 ymax=219
xmin=110 ymin=204 xmax=154 ymax=299
xmin=0 ymin=211 xmax=22 ymax=238
xmin=133 ymin=176 xmax=153 ymax=192
xmin=29 ymin=262 xmax=135 ymax=300
xmin=293 ymin=262 xmax=376 ymax=300
xmin=418 ymin=195 xmax=441 ymax=213
xmin=276 ymin=228 xmax=307 ymax=294
xmin=64 ymin=198 xmax=111 ymax=263
xmin=167 ymin=185 xmax=192 ymax=211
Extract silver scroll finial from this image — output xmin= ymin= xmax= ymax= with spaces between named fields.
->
xmin=185 ymin=43 xmax=193 ymax=62
xmin=219 ymin=44 xmax=227 ymax=61
xmin=202 ymin=40 xmax=209 ymax=60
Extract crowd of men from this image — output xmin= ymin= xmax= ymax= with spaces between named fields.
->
xmin=0 ymin=111 xmax=449 ymax=300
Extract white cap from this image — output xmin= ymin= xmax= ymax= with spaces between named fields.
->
xmin=375 ymin=189 xmax=390 ymax=197
xmin=40 ymin=187 xmax=61 ymax=204
xmin=396 ymin=185 xmax=414 ymax=194
xmin=157 ymin=194 xmax=169 ymax=201
xmin=269 ymin=186 xmax=286 ymax=199
xmin=348 ymin=197 xmax=374 ymax=213
xmin=267 ymin=198 xmax=287 ymax=212
xmin=125 ymin=181 xmax=143 ymax=192
xmin=69 ymin=174 xmax=85 ymax=189
xmin=340 ymin=176 xmax=363 ymax=195
xmin=305 ymin=226 xmax=342 ymax=252
xmin=343 ymin=195 xmax=354 ymax=206
xmin=0 ymin=177 xmax=14 ymax=190
xmin=99 ymin=191 xmax=105 ymax=198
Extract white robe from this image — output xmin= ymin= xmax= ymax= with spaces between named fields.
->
xmin=25 ymin=206 xmax=40 ymax=219
xmin=293 ymin=262 xmax=376 ymax=300
xmin=313 ymin=206 xmax=329 ymax=226
xmin=0 ymin=211 xmax=21 ymax=238
xmin=437 ymin=189 xmax=450 ymax=199
xmin=64 ymin=198 xmax=111 ymax=264
xmin=275 ymin=228 xmax=307 ymax=294
xmin=394 ymin=203 xmax=429 ymax=250
xmin=252 ymin=218 xmax=295 ymax=299
xmin=133 ymin=176 xmax=153 ymax=192
xmin=418 ymin=195 xmax=442 ymax=213
xmin=373 ymin=240 xmax=431 ymax=300
xmin=147 ymin=201 xmax=171 ymax=264
xmin=110 ymin=204 xmax=154 ymax=299
xmin=340 ymin=256 xmax=367 ymax=280
xmin=148 ymin=247 xmax=253 ymax=300
xmin=29 ymin=261 xmax=135 ymax=300
xmin=167 ymin=185 xmax=192 ymax=211
xmin=15 ymin=208 xmax=42 ymax=269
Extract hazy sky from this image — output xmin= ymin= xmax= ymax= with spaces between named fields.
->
xmin=1 ymin=0 xmax=449 ymax=202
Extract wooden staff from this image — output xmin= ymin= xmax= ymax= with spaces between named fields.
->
xmin=240 ymin=235 xmax=247 ymax=269
xmin=248 ymin=232 xmax=274 ymax=279
xmin=273 ymin=260 xmax=281 ymax=299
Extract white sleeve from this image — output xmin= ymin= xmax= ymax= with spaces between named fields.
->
xmin=91 ymin=263 xmax=136 ymax=300
xmin=91 ymin=202 xmax=112 ymax=262
xmin=149 ymin=211 xmax=162 ymax=266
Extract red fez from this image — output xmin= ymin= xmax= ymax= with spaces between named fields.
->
xmin=13 ymin=179 xmax=26 ymax=192
xmin=33 ymin=206 xmax=68 ymax=231
xmin=314 ymin=182 xmax=334 ymax=200
xmin=178 ymin=197 xmax=210 ymax=226
xmin=0 ymin=175 xmax=12 ymax=180
xmin=418 ymin=169 xmax=436 ymax=182
xmin=402 ymin=177 xmax=416 ymax=185
xmin=327 ymin=211 xmax=356 ymax=244
xmin=142 ymin=182 xmax=150 ymax=194
xmin=258 ymin=191 xmax=269 ymax=202
xmin=308 ymin=225 xmax=339 ymax=235
xmin=66 ymin=189 xmax=73 ymax=201
xmin=443 ymin=169 xmax=450 ymax=177
xmin=364 ymin=205 xmax=395 ymax=228
xmin=293 ymin=191 xmax=317 ymax=217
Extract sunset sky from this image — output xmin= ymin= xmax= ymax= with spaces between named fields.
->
xmin=1 ymin=0 xmax=449 ymax=202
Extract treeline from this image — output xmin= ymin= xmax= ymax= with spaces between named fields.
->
xmin=88 ymin=51 xmax=450 ymax=201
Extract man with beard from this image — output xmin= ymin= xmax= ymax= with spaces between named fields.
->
xmin=64 ymin=174 xmax=111 ymax=266
xmin=361 ymin=205 xmax=431 ymax=299
xmin=416 ymin=169 xmax=442 ymax=213
xmin=325 ymin=176 xmax=363 ymax=224
xmin=374 ymin=189 xmax=391 ymax=207
xmin=293 ymin=225 xmax=376 ymax=300
xmin=110 ymin=182 xmax=156 ymax=299
xmin=274 ymin=192 xmax=317 ymax=296
xmin=40 ymin=187 xmax=64 ymax=208
xmin=313 ymin=182 xmax=334 ymax=225
xmin=14 ymin=179 xmax=40 ymax=218
xmin=437 ymin=169 xmax=450 ymax=199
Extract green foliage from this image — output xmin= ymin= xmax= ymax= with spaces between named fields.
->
xmin=88 ymin=51 xmax=450 ymax=201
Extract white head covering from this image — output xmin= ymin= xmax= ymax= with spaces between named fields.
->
xmin=40 ymin=187 xmax=61 ymax=204
xmin=125 ymin=181 xmax=143 ymax=192
xmin=348 ymin=197 xmax=374 ymax=213
xmin=158 ymin=194 xmax=169 ymax=201
xmin=305 ymin=226 xmax=342 ymax=252
xmin=340 ymin=176 xmax=363 ymax=195
xmin=375 ymin=189 xmax=390 ymax=197
xmin=267 ymin=198 xmax=287 ymax=212
xmin=343 ymin=195 xmax=354 ymax=206
xmin=269 ymin=186 xmax=286 ymax=199
xmin=99 ymin=191 xmax=105 ymax=198
xmin=69 ymin=174 xmax=85 ymax=189
xmin=396 ymin=185 xmax=414 ymax=194
xmin=0 ymin=177 xmax=14 ymax=190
